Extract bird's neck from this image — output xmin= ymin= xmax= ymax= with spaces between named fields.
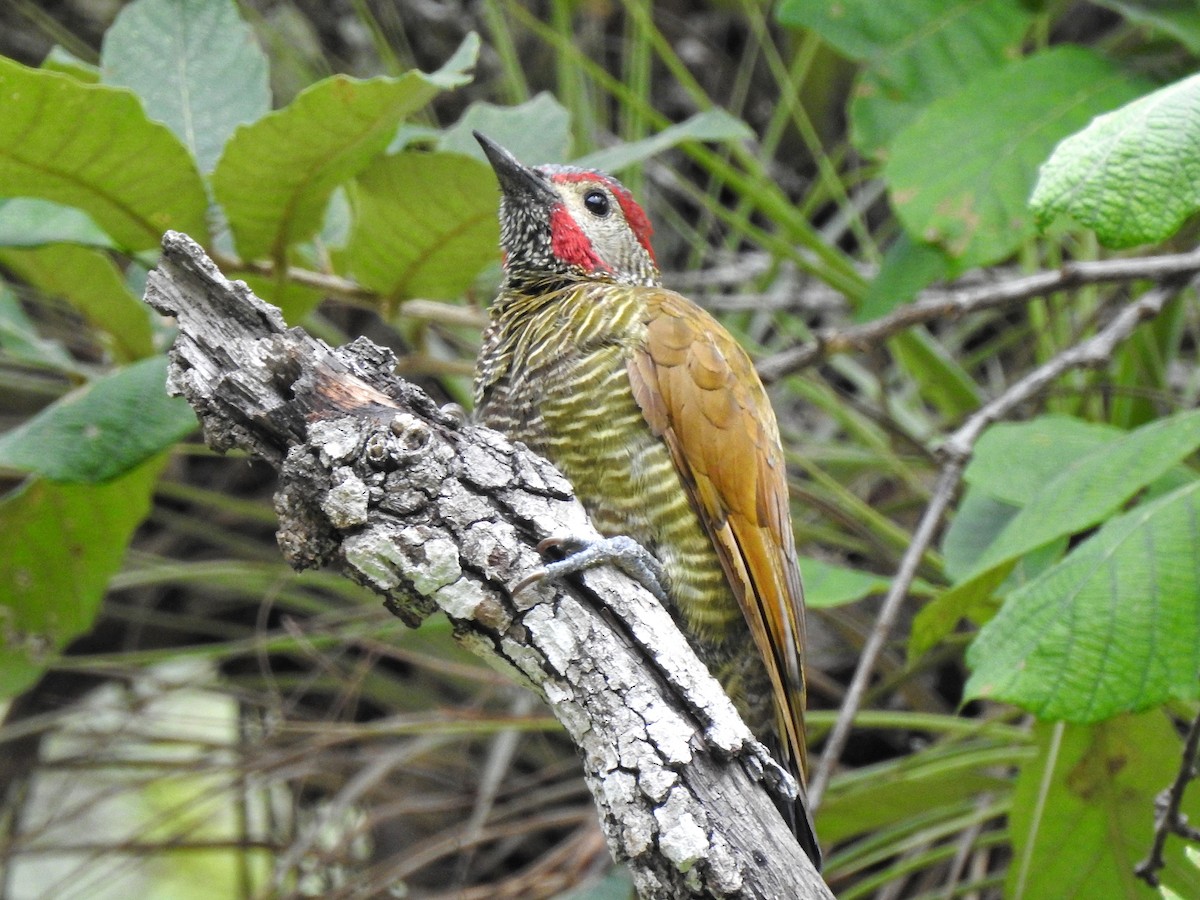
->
xmin=499 ymin=264 xmax=660 ymax=298
xmin=486 ymin=279 xmax=649 ymax=361
xmin=476 ymin=278 xmax=642 ymax=412
xmin=499 ymin=269 xmax=586 ymax=300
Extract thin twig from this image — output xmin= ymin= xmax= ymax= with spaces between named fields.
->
xmin=1136 ymin=707 xmax=1200 ymax=887
xmin=807 ymin=462 xmax=960 ymax=807
xmin=399 ymin=298 xmax=488 ymax=328
xmin=209 ymin=250 xmax=378 ymax=304
xmin=758 ymin=248 xmax=1200 ymax=384
xmin=456 ymin=691 xmax=538 ymax=883
xmin=270 ymin=735 xmax=453 ymax=887
xmin=807 ymin=278 xmax=1193 ymax=808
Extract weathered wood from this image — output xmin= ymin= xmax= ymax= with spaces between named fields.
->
xmin=144 ymin=231 xmax=832 ymax=899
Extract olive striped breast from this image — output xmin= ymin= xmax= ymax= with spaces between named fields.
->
xmin=473 ymin=282 xmax=743 ymax=647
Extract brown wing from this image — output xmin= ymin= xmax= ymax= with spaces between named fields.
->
xmin=626 ymin=289 xmax=809 ymax=779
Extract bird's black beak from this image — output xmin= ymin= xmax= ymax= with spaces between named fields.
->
xmin=474 ymin=131 xmax=557 ymax=204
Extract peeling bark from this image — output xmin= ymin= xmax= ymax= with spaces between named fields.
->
xmin=144 ymin=231 xmax=832 ymax=899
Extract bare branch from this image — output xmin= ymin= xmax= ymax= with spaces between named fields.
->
xmin=757 ymin=248 xmax=1200 ymax=384
xmin=1136 ymin=707 xmax=1200 ymax=887
xmin=210 ymin=250 xmax=379 ymax=305
xmin=144 ymin=232 xmax=832 ymax=899
xmin=807 ymin=278 xmax=1194 ymax=807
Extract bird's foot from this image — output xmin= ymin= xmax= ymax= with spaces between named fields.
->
xmin=743 ymin=742 xmax=797 ymax=803
xmin=438 ymin=401 xmax=467 ymax=425
xmin=513 ymin=534 xmax=669 ymax=603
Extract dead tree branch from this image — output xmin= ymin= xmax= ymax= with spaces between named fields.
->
xmin=143 ymin=231 xmax=831 ymax=900
xmin=757 ymin=248 xmax=1200 ymax=384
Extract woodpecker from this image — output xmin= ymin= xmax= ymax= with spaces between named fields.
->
xmin=472 ymin=132 xmax=820 ymax=868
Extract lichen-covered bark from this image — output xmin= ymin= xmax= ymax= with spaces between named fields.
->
xmin=144 ymin=231 xmax=831 ymax=899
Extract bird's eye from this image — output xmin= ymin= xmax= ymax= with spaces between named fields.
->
xmin=583 ymin=189 xmax=610 ymax=217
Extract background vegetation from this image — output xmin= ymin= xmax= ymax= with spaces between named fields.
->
xmin=2 ymin=0 xmax=1200 ymax=897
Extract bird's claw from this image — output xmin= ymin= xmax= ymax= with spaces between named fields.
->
xmin=513 ymin=534 xmax=669 ymax=603
xmin=534 ymin=534 xmax=588 ymax=555
xmin=755 ymin=745 xmax=798 ymax=803
xmin=438 ymin=401 xmax=467 ymax=425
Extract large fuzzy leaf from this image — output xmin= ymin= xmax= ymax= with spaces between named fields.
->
xmin=1031 ymin=72 xmax=1200 ymax=248
xmin=0 ymin=56 xmax=208 ymax=250
xmin=101 ymin=0 xmax=270 ymax=173
xmin=344 ymin=152 xmax=498 ymax=301
xmin=0 ymin=461 xmax=163 ymax=697
xmin=1008 ymin=716 xmax=1200 ymax=898
xmin=886 ymin=47 xmax=1149 ymax=269
xmin=966 ymin=481 xmax=1200 ymax=722
xmin=213 ymin=34 xmax=478 ymax=261
xmin=779 ymin=0 xmax=1031 ymax=155
xmin=0 ymin=357 xmax=195 ymax=483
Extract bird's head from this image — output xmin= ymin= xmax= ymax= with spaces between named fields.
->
xmin=475 ymin=131 xmax=660 ymax=290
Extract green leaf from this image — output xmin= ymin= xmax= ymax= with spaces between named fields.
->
xmin=908 ymin=561 xmax=1010 ymax=661
xmin=965 ymin=481 xmax=1200 ymax=722
xmin=344 ymin=152 xmax=499 ymax=301
xmin=779 ymin=0 xmax=1032 ymax=155
xmin=1094 ymin=0 xmax=1200 ymax=56
xmin=573 ymin=109 xmax=753 ymax=173
xmin=1009 ymin=716 xmax=1200 ymax=899
xmin=886 ymin=47 xmax=1151 ymax=268
xmin=859 ymin=233 xmax=950 ymax=321
xmin=41 ymin=46 xmax=100 ymax=83
xmin=970 ymin=409 xmax=1200 ymax=577
xmin=942 ymin=489 xmax=1020 ymax=581
xmin=1030 ymin=72 xmax=1200 ymax=249
xmin=0 ymin=244 xmax=155 ymax=361
xmin=912 ymin=513 xmax=1065 ymax=662
xmin=213 ymin=36 xmax=478 ymax=261
xmin=101 ymin=0 xmax=270 ymax=174
xmin=818 ymin=738 xmax=1016 ymax=845
xmin=915 ymin=490 xmax=1070 ymax=661
xmin=777 ymin=0 xmax=1025 ymax=61
xmin=964 ymin=415 xmax=1121 ymax=507
xmin=440 ymin=92 xmax=572 ymax=165
xmin=887 ymin=328 xmax=981 ymax=418
xmin=0 ymin=356 xmax=195 ymax=482
xmin=913 ymin=414 xmax=1169 ymax=660
xmin=0 ymin=460 xmax=163 ymax=697
xmin=0 ymin=287 xmax=75 ymax=369
xmin=941 ymin=410 xmax=1200 ymax=666
xmin=0 ymin=55 xmax=209 ymax=250
xmin=800 ymin=556 xmax=932 ymax=609
xmin=0 ymin=198 xmax=114 ymax=249
xmin=427 ymin=31 xmax=482 ymax=89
